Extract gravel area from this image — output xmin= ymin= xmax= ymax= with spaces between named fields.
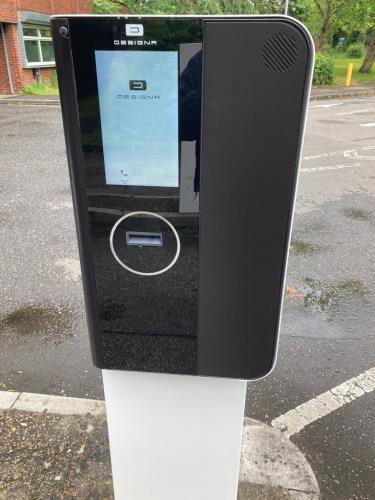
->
xmin=0 ymin=410 xmax=113 ymax=499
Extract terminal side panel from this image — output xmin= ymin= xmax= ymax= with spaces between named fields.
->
xmin=198 ymin=19 xmax=313 ymax=379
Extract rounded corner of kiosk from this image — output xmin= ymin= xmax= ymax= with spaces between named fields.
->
xmin=277 ymin=15 xmax=315 ymax=58
xmin=235 ymin=346 xmax=278 ymax=381
xmin=250 ymin=354 xmax=278 ymax=382
xmin=92 ymin=355 xmax=105 ymax=371
xmin=235 ymin=354 xmax=279 ymax=382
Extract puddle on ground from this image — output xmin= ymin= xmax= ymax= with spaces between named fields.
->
xmin=301 ymin=278 xmax=368 ymax=318
xmin=0 ymin=305 xmax=78 ymax=344
xmin=344 ymin=208 xmax=371 ymax=221
xmin=290 ymin=239 xmax=322 ymax=256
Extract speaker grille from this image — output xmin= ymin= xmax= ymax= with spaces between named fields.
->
xmin=262 ymin=33 xmax=298 ymax=72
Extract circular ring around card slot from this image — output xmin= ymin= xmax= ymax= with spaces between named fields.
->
xmin=109 ymin=211 xmax=181 ymax=276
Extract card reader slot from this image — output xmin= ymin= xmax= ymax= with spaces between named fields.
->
xmin=126 ymin=231 xmax=163 ymax=247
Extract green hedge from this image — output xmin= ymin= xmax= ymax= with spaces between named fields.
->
xmin=313 ymin=53 xmax=335 ymax=86
xmin=346 ymin=44 xmax=364 ymax=58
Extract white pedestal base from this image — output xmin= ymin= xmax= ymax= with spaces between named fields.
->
xmin=102 ymin=370 xmax=247 ymax=500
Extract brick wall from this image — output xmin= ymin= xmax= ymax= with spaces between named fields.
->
xmin=0 ymin=1 xmax=18 ymax=23
xmin=1 ymin=23 xmax=57 ymax=93
xmin=0 ymin=1 xmax=92 ymax=94
xmin=7 ymin=24 xmax=23 ymax=92
xmin=52 ymin=0 xmax=92 ymax=14
xmin=0 ymin=31 xmax=11 ymax=93
xmin=16 ymin=0 xmax=92 ymax=16
xmin=0 ymin=23 xmax=22 ymax=93
xmin=1 ymin=1 xmax=92 ymax=23
xmin=18 ymin=0 xmax=53 ymax=15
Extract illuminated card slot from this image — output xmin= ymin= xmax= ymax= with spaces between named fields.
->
xmin=126 ymin=231 xmax=163 ymax=247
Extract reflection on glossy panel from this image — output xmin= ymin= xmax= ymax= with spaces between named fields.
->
xmin=69 ymin=18 xmax=203 ymax=374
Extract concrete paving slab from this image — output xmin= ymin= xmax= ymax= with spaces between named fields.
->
xmin=0 ymin=391 xmax=19 ymax=410
xmin=239 ymin=418 xmax=319 ymax=497
xmin=0 ymin=94 xmax=59 ymax=101
xmin=310 ymin=84 xmax=375 ymax=100
xmin=238 ymin=483 xmax=319 ymax=500
xmin=13 ymin=392 xmax=106 ymax=416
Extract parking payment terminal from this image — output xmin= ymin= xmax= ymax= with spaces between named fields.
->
xmin=52 ymin=15 xmax=313 ymax=500
xmin=52 ymin=16 xmax=313 ymax=380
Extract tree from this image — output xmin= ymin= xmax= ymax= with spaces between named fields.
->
xmin=308 ymin=0 xmax=345 ymax=51
xmin=359 ymin=31 xmax=375 ymax=73
xmin=334 ymin=1 xmax=375 ymax=73
xmin=93 ymin=0 xmax=375 ymax=70
xmin=93 ymin=0 xmax=122 ymax=13
xmin=93 ymin=0 xmax=257 ymax=15
xmin=92 ymin=0 xmax=317 ymax=16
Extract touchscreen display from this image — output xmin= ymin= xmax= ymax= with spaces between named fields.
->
xmin=95 ymin=51 xmax=179 ymax=187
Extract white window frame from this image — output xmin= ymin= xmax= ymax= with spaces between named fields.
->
xmin=22 ymin=24 xmax=55 ymax=67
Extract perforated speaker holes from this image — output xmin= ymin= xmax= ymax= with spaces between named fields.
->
xmin=262 ymin=33 xmax=298 ymax=72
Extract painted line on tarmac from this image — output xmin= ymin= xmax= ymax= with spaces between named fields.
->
xmin=0 ymin=390 xmax=106 ymax=416
xmin=54 ymin=257 xmax=82 ymax=282
xmin=300 ymin=162 xmax=362 ymax=173
xmin=359 ymin=122 xmax=375 ymax=127
xmin=344 ymin=150 xmax=375 ymax=161
xmin=302 ymin=145 xmax=375 ymax=161
xmin=271 ymin=366 xmax=375 ymax=438
xmin=336 ymin=107 xmax=375 ymax=116
xmin=303 ymin=150 xmax=344 ymax=161
xmin=309 ymin=102 xmax=343 ymax=109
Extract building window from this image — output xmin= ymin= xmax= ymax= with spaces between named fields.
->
xmin=22 ymin=24 xmax=54 ymax=66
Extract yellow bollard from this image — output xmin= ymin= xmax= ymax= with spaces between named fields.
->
xmin=345 ymin=62 xmax=353 ymax=87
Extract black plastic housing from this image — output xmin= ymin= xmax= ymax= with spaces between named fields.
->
xmin=51 ymin=15 xmax=313 ymax=379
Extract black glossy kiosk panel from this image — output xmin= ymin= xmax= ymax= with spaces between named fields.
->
xmin=52 ymin=16 xmax=313 ymax=379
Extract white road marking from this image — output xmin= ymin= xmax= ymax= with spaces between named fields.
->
xmin=54 ymin=257 xmax=81 ymax=282
xmin=47 ymin=200 xmax=73 ymax=210
xmin=309 ymin=103 xmax=343 ymax=109
xmin=359 ymin=122 xmax=375 ymax=127
xmin=300 ymin=145 xmax=375 ymax=172
xmin=300 ymin=163 xmax=362 ymax=173
xmin=337 ymin=108 xmax=375 ymax=116
xmin=302 ymin=145 xmax=375 ymax=161
xmin=344 ymin=150 xmax=375 ymax=161
xmin=303 ymin=151 xmax=343 ymax=161
xmin=271 ymin=367 xmax=375 ymax=438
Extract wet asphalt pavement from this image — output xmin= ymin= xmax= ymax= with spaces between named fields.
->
xmin=247 ymin=97 xmax=375 ymax=499
xmin=0 ymin=97 xmax=374 ymax=499
xmin=0 ymin=104 xmax=101 ymax=399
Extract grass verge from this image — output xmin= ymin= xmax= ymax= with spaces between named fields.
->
xmin=22 ymin=82 xmax=58 ymax=96
xmin=333 ymin=54 xmax=375 ymax=86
